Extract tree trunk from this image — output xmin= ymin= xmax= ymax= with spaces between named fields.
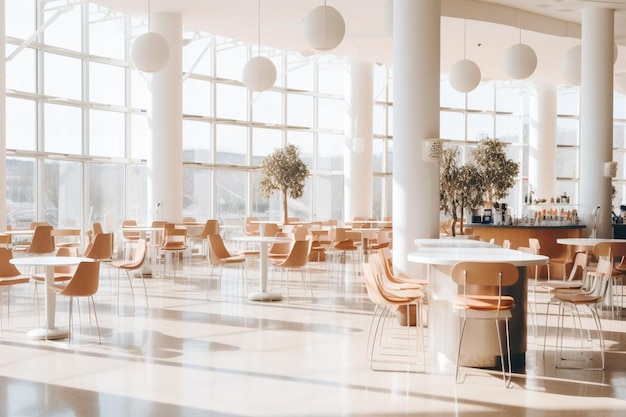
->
xmin=459 ymin=205 xmax=465 ymax=235
xmin=282 ymin=188 xmax=288 ymax=225
xmin=451 ymin=214 xmax=457 ymax=237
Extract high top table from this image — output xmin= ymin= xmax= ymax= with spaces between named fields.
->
xmin=408 ymin=241 xmax=547 ymax=369
xmin=10 ymin=256 xmax=93 ymax=340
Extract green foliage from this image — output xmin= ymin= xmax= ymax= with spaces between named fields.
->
xmin=259 ymin=144 xmax=309 ymax=223
xmin=471 ymin=136 xmax=520 ymax=203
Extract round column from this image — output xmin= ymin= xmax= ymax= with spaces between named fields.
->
xmin=0 ymin=0 xmax=6 ymax=231
xmin=529 ymin=84 xmax=557 ymax=202
xmin=149 ymin=13 xmax=183 ymax=223
xmin=392 ymin=0 xmax=440 ymax=275
xmin=579 ymin=8 xmax=614 ymax=238
xmin=344 ymin=60 xmax=374 ymax=222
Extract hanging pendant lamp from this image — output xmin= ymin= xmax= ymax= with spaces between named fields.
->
xmin=502 ymin=11 xmax=537 ymax=80
xmin=449 ymin=19 xmax=481 ymax=93
xmin=242 ymin=0 xmax=277 ymax=91
xmin=303 ymin=1 xmax=345 ymax=51
xmin=130 ymin=0 xmax=170 ymax=73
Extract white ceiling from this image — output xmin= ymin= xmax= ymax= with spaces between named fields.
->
xmin=91 ymin=0 xmax=626 ymax=86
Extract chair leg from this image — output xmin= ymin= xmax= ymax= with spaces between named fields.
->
xmin=455 ymin=317 xmax=468 ymax=384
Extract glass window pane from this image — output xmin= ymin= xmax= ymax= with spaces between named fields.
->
xmin=6 ymin=0 xmax=35 ymax=39
xmin=373 ymin=105 xmax=385 ymax=136
xmin=558 ymin=89 xmax=579 ymax=115
xmin=131 ymin=70 xmax=150 ymax=110
xmin=6 ymin=98 xmax=36 ymax=151
xmin=556 ymin=148 xmax=578 ymax=178
xmin=129 ymin=165 xmax=148 ymax=225
xmin=495 ymin=83 xmax=522 ymax=113
xmin=215 ymin=38 xmax=247 ymax=80
xmin=252 ymin=90 xmax=283 ymax=125
xmin=216 ymin=124 xmax=247 ymax=165
xmin=89 ymin=162 xmax=125 ymax=234
xmin=131 ymin=114 xmax=150 ymax=160
xmin=252 ymin=128 xmax=282 ymax=165
xmin=251 ymin=171 xmax=280 ymax=220
xmin=88 ymin=6 xmax=125 ymax=59
xmin=557 ymin=118 xmax=579 ymax=146
xmin=183 ymin=36 xmax=214 ymax=76
xmin=215 ymin=170 xmax=246 ymax=222
xmin=373 ymin=139 xmax=385 ymax=172
xmin=317 ymin=134 xmax=343 ymax=171
xmin=319 ymin=63 xmax=344 ymax=95
xmin=45 ymin=159 xmax=82 ymax=228
xmin=90 ymin=110 xmax=125 ymax=158
xmin=44 ymin=2 xmax=82 ymax=51
xmin=496 ymin=115 xmax=521 ymax=143
xmin=44 ymin=53 xmax=82 ymax=100
xmin=7 ymin=157 xmax=36 ymax=229
xmin=287 ymin=132 xmax=314 ymax=169
xmin=183 ymin=78 xmax=212 ymax=117
xmin=467 ymin=113 xmax=494 ymax=141
xmin=287 ymin=94 xmax=313 ymax=127
xmin=44 ymin=104 xmax=82 ymax=154
xmin=183 ymin=167 xmax=211 ymax=221
xmin=318 ymin=98 xmax=343 ymax=130
xmin=6 ymin=45 xmax=36 ymax=93
xmin=183 ymin=120 xmax=212 ymax=163
xmin=89 ymin=62 xmax=125 ymax=106
xmin=315 ymin=174 xmax=343 ymax=221
xmin=441 ymin=111 xmax=464 ymax=140
xmin=216 ymin=83 xmax=247 ymax=120
xmin=467 ymin=81 xmax=494 ymax=111
xmin=287 ymin=54 xmax=314 ymax=91
xmin=440 ymin=78 xmax=465 ymax=109
xmin=614 ymin=121 xmax=626 ymax=149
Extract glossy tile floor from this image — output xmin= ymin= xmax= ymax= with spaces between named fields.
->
xmin=1 ymin=255 xmax=626 ymax=417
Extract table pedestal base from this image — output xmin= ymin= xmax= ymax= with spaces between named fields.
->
xmin=248 ymin=291 xmax=282 ymax=302
xmin=27 ymin=327 xmax=68 ymax=340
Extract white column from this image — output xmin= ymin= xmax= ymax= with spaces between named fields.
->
xmin=149 ymin=13 xmax=183 ymax=223
xmin=392 ymin=0 xmax=440 ymax=275
xmin=579 ymin=8 xmax=614 ymax=238
xmin=529 ymin=84 xmax=557 ymax=202
xmin=344 ymin=60 xmax=374 ymax=222
xmin=0 ymin=0 xmax=6 ymax=231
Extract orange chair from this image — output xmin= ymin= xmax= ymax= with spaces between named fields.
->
xmin=0 ymin=248 xmax=31 ymax=332
xmin=207 ymin=234 xmax=247 ymax=298
xmin=111 ymin=238 xmax=148 ymax=311
xmin=271 ymin=239 xmax=312 ymax=301
xmin=50 ymin=260 xmax=101 ymax=346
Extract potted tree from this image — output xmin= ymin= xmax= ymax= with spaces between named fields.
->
xmin=259 ymin=144 xmax=310 ymax=225
xmin=471 ymin=136 xmax=520 ymax=207
xmin=440 ymin=147 xmax=485 ymax=236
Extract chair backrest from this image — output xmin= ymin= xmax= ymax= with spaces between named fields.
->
xmin=261 ymin=223 xmax=279 ymax=237
xmin=292 ymin=225 xmax=310 ymax=241
xmin=277 ymin=239 xmax=311 ymax=268
xmin=286 ymin=217 xmax=300 ymax=224
xmin=55 ymin=246 xmax=80 ymax=273
xmin=0 ymin=248 xmax=22 ymax=278
xmin=362 ymin=263 xmax=389 ymax=306
xmin=182 ymin=217 xmax=196 ymax=223
xmin=269 ymin=232 xmax=292 ymax=256
xmin=84 ymin=232 xmax=113 ymax=260
xmin=122 ymin=219 xmax=140 ymax=239
xmin=0 ymin=234 xmax=11 ymax=249
xmin=92 ymin=222 xmax=103 ymax=235
xmin=502 ymin=239 xmax=511 ymax=249
xmin=593 ymin=241 xmax=626 ymax=260
xmin=59 ymin=261 xmax=100 ymax=297
xmin=450 ymin=261 xmax=519 ymax=288
xmin=567 ymin=251 xmax=589 ymax=281
xmin=199 ymin=219 xmax=220 ymax=238
xmin=244 ymin=217 xmax=260 ymax=236
xmin=26 ymin=225 xmax=55 ymax=255
xmin=29 ymin=221 xmax=49 ymax=229
xmin=587 ymin=258 xmax=613 ymax=299
xmin=529 ymin=238 xmax=541 ymax=255
xmin=125 ymin=239 xmax=147 ymax=268
xmin=162 ymin=228 xmax=187 ymax=249
xmin=207 ymin=234 xmax=233 ymax=264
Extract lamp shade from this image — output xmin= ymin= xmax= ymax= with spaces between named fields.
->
xmin=502 ymin=43 xmax=537 ymax=80
xmin=131 ymin=32 xmax=170 ymax=73
xmin=449 ymin=59 xmax=481 ymax=93
xmin=561 ymin=45 xmax=581 ymax=86
xmin=242 ymin=56 xmax=277 ymax=91
xmin=303 ymin=5 xmax=345 ymax=51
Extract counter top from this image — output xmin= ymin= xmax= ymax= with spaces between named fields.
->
xmin=468 ymin=223 xmax=585 ymax=229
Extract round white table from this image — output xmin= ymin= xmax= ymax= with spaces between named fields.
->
xmin=232 ymin=235 xmax=292 ymax=302
xmin=556 ymin=237 xmax=624 ymax=248
xmin=408 ymin=242 xmax=548 ymax=368
xmin=10 ymin=256 xmax=94 ymax=340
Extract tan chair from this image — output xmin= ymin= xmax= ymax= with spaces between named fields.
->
xmin=362 ymin=260 xmax=425 ymax=371
xmin=159 ymin=228 xmax=188 ymax=277
xmin=271 ymin=239 xmax=312 ymax=301
xmin=592 ymin=241 xmax=626 ymax=317
xmin=84 ymin=232 xmax=114 ymax=285
xmin=552 ymin=258 xmax=612 ymax=370
xmin=378 ymin=247 xmax=428 ymax=287
xmin=328 ymin=227 xmax=360 ymax=280
xmin=0 ymin=248 xmax=31 ymax=332
xmin=373 ymin=250 xmax=426 ymax=290
xmin=32 ymin=247 xmax=80 ymax=321
xmin=51 ymin=229 xmax=82 ymax=250
xmin=15 ymin=225 xmax=55 ymax=257
xmin=261 ymin=222 xmax=279 ymax=237
xmin=450 ymin=261 xmax=518 ymax=387
xmin=121 ymin=219 xmax=141 ymax=258
xmin=268 ymin=232 xmax=292 ymax=262
xmin=191 ymin=219 xmax=220 ymax=257
xmin=50 ymin=260 xmax=101 ymax=345
xmin=111 ymin=238 xmax=148 ymax=311
xmin=207 ymin=234 xmax=246 ymax=298
xmin=244 ymin=217 xmax=260 ymax=236
xmin=0 ymin=234 xmax=11 ymax=249
xmin=182 ymin=217 xmax=196 ymax=223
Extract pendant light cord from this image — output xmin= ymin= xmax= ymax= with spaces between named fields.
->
xmin=148 ymin=0 xmax=151 ymax=32
xmin=257 ymin=0 xmax=261 ymax=57
xmin=463 ymin=19 xmax=467 ymax=60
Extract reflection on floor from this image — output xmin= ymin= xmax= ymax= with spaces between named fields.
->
xmin=1 ymin=254 xmax=626 ymax=417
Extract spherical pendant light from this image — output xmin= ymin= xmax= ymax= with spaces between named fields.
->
xmin=449 ymin=59 xmax=481 ymax=93
xmin=242 ymin=56 xmax=277 ymax=91
xmin=131 ymin=32 xmax=170 ymax=73
xmin=502 ymin=43 xmax=537 ymax=80
xmin=561 ymin=45 xmax=581 ymax=86
xmin=303 ymin=5 xmax=345 ymax=51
